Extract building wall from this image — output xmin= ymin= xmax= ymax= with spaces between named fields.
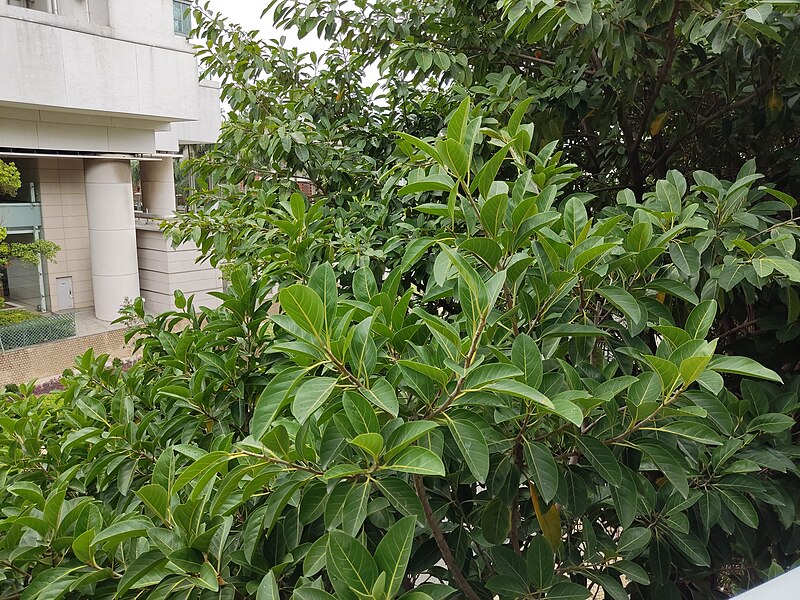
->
xmin=136 ymin=227 xmax=223 ymax=315
xmin=37 ymin=158 xmax=93 ymax=311
xmin=0 ymin=1 xmax=201 ymax=122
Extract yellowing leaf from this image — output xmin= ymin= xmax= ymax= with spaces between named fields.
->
xmin=650 ymin=112 xmax=669 ymax=136
xmin=529 ymin=482 xmax=561 ymax=551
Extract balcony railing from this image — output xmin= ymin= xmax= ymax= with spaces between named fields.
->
xmin=0 ymin=202 xmax=42 ymax=230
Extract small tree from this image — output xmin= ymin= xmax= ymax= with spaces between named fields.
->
xmin=0 ymin=158 xmax=22 ymax=197
xmin=1 ymin=103 xmax=799 ymax=599
xmin=0 ymin=159 xmax=61 ymax=305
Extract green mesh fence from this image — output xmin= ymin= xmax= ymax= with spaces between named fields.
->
xmin=0 ymin=313 xmax=76 ymax=351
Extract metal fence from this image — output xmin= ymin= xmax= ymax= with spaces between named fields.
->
xmin=0 ymin=313 xmax=76 ymax=352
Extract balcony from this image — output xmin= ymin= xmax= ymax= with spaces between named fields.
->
xmin=0 ymin=202 xmax=42 ymax=230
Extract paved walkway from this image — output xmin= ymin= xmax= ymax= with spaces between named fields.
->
xmin=72 ymin=308 xmax=127 ymax=337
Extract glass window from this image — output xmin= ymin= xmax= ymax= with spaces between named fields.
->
xmin=173 ymin=0 xmax=191 ymax=36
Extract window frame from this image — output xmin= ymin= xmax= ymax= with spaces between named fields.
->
xmin=173 ymin=0 xmax=192 ymax=37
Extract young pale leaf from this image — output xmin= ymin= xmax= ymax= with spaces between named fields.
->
xmin=349 ymin=433 xmax=384 ymax=457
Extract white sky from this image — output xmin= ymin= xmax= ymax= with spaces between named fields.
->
xmin=205 ymin=0 xmax=329 ymax=53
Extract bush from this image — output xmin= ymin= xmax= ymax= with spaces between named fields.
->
xmin=1 ymin=105 xmax=800 ymax=600
xmin=0 ymin=312 xmax=75 ymax=350
xmin=0 ymin=308 xmax=40 ymax=325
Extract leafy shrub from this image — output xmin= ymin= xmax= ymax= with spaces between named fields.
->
xmin=1 ymin=104 xmax=800 ymax=600
xmin=0 ymin=312 xmax=75 ymax=350
xmin=0 ymin=308 xmax=40 ymax=326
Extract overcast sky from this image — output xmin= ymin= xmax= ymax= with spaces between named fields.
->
xmin=205 ymin=0 xmax=328 ymax=53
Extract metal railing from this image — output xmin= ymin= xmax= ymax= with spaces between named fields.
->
xmin=0 ymin=312 xmax=76 ymax=352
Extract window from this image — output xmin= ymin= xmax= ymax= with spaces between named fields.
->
xmin=173 ymin=0 xmax=191 ymax=36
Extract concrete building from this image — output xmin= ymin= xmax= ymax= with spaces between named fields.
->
xmin=0 ymin=0 xmax=222 ymax=321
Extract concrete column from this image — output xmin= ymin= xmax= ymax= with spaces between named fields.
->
xmin=84 ymin=160 xmax=140 ymax=321
xmin=140 ymin=158 xmax=177 ymax=217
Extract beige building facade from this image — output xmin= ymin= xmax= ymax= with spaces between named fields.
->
xmin=0 ymin=0 xmax=222 ymax=321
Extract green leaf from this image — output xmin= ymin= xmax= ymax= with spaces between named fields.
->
xmin=482 ymin=498 xmax=512 ymax=544
xmin=718 ymin=489 xmax=758 ymax=528
xmin=362 ymin=378 xmax=399 ymax=417
xmin=292 ymin=377 xmax=339 ymax=424
xmin=375 ymin=516 xmax=416 ymax=598
xmin=385 ymin=421 xmax=440 ymax=459
xmin=446 ymin=415 xmax=489 ymax=482
xmin=747 ymin=413 xmax=795 ymax=434
xmin=447 ymin=97 xmax=471 ymax=144
xmin=685 ymin=300 xmax=717 ymax=339
xmin=295 ymin=587 xmax=337 ymax=600
xmin=385 ymin=446 xmax=446 ymax=476
xmin=646 ymin=279 xmax=699 ymax=305
xmin=279 ymin=284 xmax=325 ymax=338
xmin=480 ymin=194 xmax=508 ymax=237
xmin=512 ymin=334 xmax=543 ymax=388
xmin=326 ymin=531 xmax=379 ymax=596
xmin=135 ymin=484 xmax=169 ymax=522
xmin=547 ymin=581 xmax=592 ymax=600
xmin=475 ymin=144 xmax=512 ymax=200
xmin=526 ymin=534 xmax=554 ymax=588
xmin=252 ymin=367 xmax=307 ymax=439
xmin=485 ymin=379 xmax=554 ymax=409
xmin=575 ymin=436 xmax=623 ymax=485
xmin=564 ymin=0 xmax=592 ymax=25
xmin=173 ymin=451 xmax=230 ymax=495
xmin=710 ymin=356 xmax=782 ymax=382
xmin=669 ymin=242 xmax=700 ymax=276
xmin=667 ymin=530 xmax=710 ymax=567
xmin=92 ymin=518 xmax=150 ymax=549
xmin=597 ymin=287 xmax=643 ymax=327
xmin=375 ymin=477 xmax=426 ymax=523
xmin=524 ymin=441 xmax=559 ymax=504
xmin=349 ymin=433 xmax=384 ymax=457
xmin=616 ymin=527 xmax=652 ymax=557
xmin=399 ymin=173 xmax=455 ymax=196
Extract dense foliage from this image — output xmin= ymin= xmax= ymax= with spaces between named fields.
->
xmin=168 ymin=0 xmax=800 ymax=366
xmin=0 ymin=159 xmax=22 ymax=198
xmin=2 ymin=103 xmax=800 ymax=600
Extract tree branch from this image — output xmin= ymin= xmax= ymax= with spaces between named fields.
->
xmin=642 ymin=79 xmax=773 ymax=179
xmin=413 ymin=475 xmax=481 ymax=600
xmin=633 ymin=0 xmax=681 ymax=153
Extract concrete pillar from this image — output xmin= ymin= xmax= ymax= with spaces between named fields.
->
xmin=140 ymin=158 xmax=177 ymax=217
xmin=84 ymin=160 xmax=140 ymax=321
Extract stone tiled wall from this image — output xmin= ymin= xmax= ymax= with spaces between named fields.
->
xmin=0 ymin=328 xmax=137 ymax=384
xmin=37 ymin=158 xmax=93 ymax=311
